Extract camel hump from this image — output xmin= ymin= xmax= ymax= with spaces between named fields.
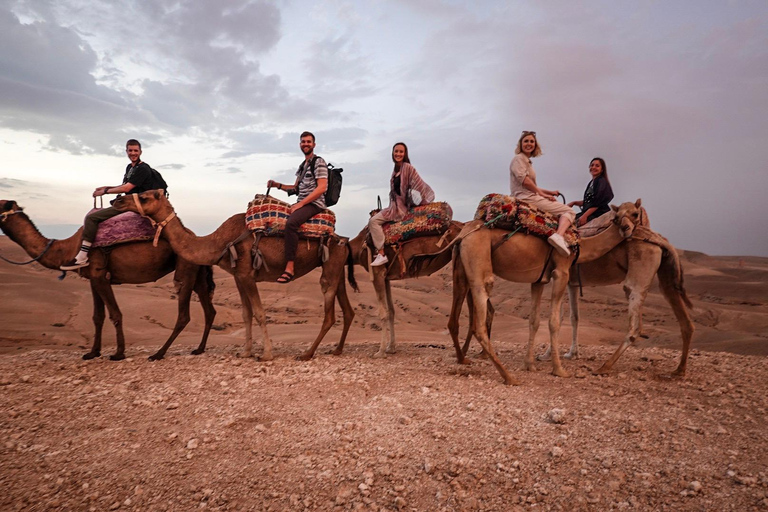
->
xmin=473 ymin=193 xmax=579 ymax=248
xmin=245 ymin=194 xmax=336 ymax=238
xmin=382 ymin=201 xmax=453 ymax=245
xmin=92 ymin=211 xmax=154 ymax=248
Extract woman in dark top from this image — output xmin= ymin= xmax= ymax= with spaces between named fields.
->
xmin=569 ymin=157 xmax=614 ymax=227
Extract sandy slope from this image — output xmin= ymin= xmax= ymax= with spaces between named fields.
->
xmin=1 ymin=235 xmax=767 ymax=511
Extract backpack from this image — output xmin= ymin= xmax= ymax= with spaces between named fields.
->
xmin=302 ymin=156 xmax=343 ymax=207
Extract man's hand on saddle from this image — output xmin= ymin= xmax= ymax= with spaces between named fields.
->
xmin=93 ymin=186 xmax=109 ymax=197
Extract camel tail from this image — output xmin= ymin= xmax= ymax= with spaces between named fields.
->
xmin=346 ymin=244 xmax=359 ymax=293
xmin=657 ymin=241 xmax=693 ymax=310
xmin=199 ymin=265 xmax=216 ymax=300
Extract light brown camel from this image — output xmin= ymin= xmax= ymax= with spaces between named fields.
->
xmin=112 ymin=190 xmax=356 ymax=361
xmin=345 ymin=221 xmax=464 ymax=358
xmin=413 ymin=201 xmax=641 ymax=385
xmin=0 ymin=199 xmax=216 ymax=361
xmin=535 ymin=199 xmax=694 ymax=376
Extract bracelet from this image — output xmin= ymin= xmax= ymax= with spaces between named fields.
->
xmin=278 ymin=184 xmax=282 ymax=190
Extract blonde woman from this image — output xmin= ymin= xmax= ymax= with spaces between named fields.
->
xmin=509 ymin=131 xmax=574 ymax=256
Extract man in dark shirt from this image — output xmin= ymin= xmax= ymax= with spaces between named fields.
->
xmin=61 ymin=139 xmax=167 ymax=270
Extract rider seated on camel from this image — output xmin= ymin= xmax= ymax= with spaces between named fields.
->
xmin=266 ymin=131 xmax=328 ymax=284
xmin=568 ymin=157 xmax=614 ymax=228
xmin=61 ymin=139 xmax=168 ymax=271
xmin=368 ymin=142 xmax=435 ymax=267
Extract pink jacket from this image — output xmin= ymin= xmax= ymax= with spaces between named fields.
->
xmin=378 ymin=163 xmax=435 ymax=222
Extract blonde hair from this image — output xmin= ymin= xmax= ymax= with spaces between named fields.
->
xmin=515 ymin=131 xmax=542 ymax=157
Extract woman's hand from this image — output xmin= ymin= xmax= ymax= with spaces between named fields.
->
xmin=577 ymin=216 xmax=588 ymax=227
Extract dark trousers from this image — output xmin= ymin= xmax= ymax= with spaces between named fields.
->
xmin=83 ymin=206 xmax=124 ymax=242
xmin=284 ymin=203 xmax=323 ymax=262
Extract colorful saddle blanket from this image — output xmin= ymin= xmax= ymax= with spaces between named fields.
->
xmin=382 ymin=202 xmax=453 ymax=245
xmin=473 ymin=194 xmax=579 ymax=247
xmin=89 ymin=210 xmax=154 ymax=248
xmin=245 ymin=195 xmax=335 ymax=238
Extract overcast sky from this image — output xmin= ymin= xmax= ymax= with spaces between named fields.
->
xmin=1 ymin=0 xmax=767 ymax=256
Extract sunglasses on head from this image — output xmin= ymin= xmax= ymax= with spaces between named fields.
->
xmin=521 ymin=131 xmax=536 ymax=136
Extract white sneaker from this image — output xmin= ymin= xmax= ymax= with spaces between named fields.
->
xmin=60 ymin=257 xmax=89 ymax=271
xmin=547 ymin=233 xmax=571 ymax=257
xmin=371 ymin=253 xmax=389 ymax=267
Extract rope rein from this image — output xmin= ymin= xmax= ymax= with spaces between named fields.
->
xmin=0 ymin=208 xmax=57 ymax=265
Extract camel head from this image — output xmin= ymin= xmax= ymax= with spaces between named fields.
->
xmin=611 ymin=198 xmax=643 ymax=238
xmin=0 ymin=200 xmax=23 ymax=223
xmin=112 ymin=190 xmax=171 ymax=221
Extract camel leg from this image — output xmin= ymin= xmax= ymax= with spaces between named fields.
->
xmin=448 ymin=255 xmax=470 ymax=364
xmin=372 ymin=269 xmax=391 ymax=358
xmin=328 ymin=275 xmax=354 ymax=356
xmin=92 ymin=278 xmax=126 ymax=361
xmin=594 ymin=269 xmax=654 ymax=375
xmin=148 ymin=272 xmax=194 ymax=361
xmin=233 ymin=278 xmax=257 ymax=359
xmin=463 ymin=294 xmax=494 ymax=359
xmin=464 ymin=255 xmax=519 ymax=385
xmin=525 ymin=283 xmax=545 ymax=371
xmin=297 ymin=265 xmax=344 ymax=361
xmin=661 ymin=284 xmax=694 ymax=377
xmin=247 ymin=281 xmax=272 ymax=361
xmin=564 ymin=284 xmax=580 ymax=359
xmin=191 ymin=266 xmax=217 ymax=356
xmin=547 ymin=267 xmax=571 ymax=378
xmin=384 ymin=279 xmax=397 ymax=354
xmin=83 ymin=281 xmax=106 ymax=360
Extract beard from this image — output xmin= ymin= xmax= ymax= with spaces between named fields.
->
xmin=301 ymin=146 xmax=313 ymax=155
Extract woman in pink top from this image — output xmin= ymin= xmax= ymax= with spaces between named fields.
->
xmin=369 ymin=142 xmax=435 ymax=267
xmin=509 ymin=131 xmax=575 ymax=256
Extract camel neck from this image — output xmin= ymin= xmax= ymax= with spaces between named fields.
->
xmin=1 ymin=213 xmax=79 ymax=269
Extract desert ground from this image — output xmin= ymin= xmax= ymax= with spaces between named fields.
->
xmin=1 ymin=235 xmax=767 ymax=511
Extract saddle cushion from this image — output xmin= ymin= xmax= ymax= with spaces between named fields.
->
xmin=245 ymin=195 xmax=335 ymax=238
xmin=474 ymin=193 xmax=579 ymax=247
xmin=383 ymin=202 xmax=453 ymax=245
xmin=91 ymin=210 xmax=154 ymax=248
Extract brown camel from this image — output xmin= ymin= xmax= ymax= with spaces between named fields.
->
xmin=535 ymin=199 xmax=694 ymax=375
xmin=414 ymin=201 xmax=641 ymax=385
xmin=0 ymin=199 xmax=216 ymax=361
xmin=343 ymin=221 xmax=464 ymax=357
xmin=112 ymin=190 xmax=356 ymax=361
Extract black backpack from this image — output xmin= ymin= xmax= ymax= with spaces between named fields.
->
xmin=302 ymin=156 xmax=343 ymax=207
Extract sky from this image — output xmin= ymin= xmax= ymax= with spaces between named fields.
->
xmin=1 ymin=0 xmax=767 ymax=256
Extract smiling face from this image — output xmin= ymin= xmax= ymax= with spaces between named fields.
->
xmin=300 ymin=135 xmax=315 ymax=156
xmin=392 ymin=144 xmax=406 ymax=163
xmin=126 ymin=144 xmax=142 ymax=164
xmin=520 ymin=135 xmax=537 ymax=157
xmin=589 ymin=158 xmax=603 ymax=178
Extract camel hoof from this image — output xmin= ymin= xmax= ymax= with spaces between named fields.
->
xmin=385 ymin=347 xmax=396 ymax=355
xmin=536 ymin=353 xmax=552 ymax=362
xmin=457 ymin=357 xmax=472 ymax=366
xmin=503 ymin=376 xmax=522 ymax=386
xmin=592 ymin=366 xmax=611 ymax=376
xmin=564 ymin=351 xmax=579 ymax=360
xmin=552 ymin=368 xmax=571 ymax=378
xmin=372 ymin=351 xmax=387 ymax=359
xmin=82 ymin=352 xmax=100 ymax=360
xmin=191 ymin=348 xmax=205 ymax=356
xmin=258 ymin=354 xmax=274 ymax=362
xmin=148 ymin=353 xmax=165 ymax=361
xmin=295 ymin=352 xmax=313 ymax=362
xmin=524 ymin=362 xmax=537 ymax=372
xmin=109 ymin=353 xmax=126 ymax=361
xmin=328 ymin=348 xmax=344 ymax=356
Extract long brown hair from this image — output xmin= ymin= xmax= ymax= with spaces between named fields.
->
xmin=590 ymin=157 xmax=610 ymax=185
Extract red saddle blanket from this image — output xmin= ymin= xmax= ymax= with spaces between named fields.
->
xmin=473 ymin=194 xmax=579 ymax=247
xmin=245 ymin=195 xmax=335 ymax=238
xmin=89 ymin=210 xmax=154 ymax=248
xmin=382 ymin=202 xmax=453 ymax=245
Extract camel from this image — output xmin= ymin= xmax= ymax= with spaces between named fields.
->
xmin=412 ymin=201 xmax=641 ymax=385
xmin=534 ymin=200 xmax=694 ymax=375
xmin=343 ymin=221 xmax=463 ymax=358
xmin=112 ymin=190 xmax=356 ymax=361
xmin=0 ymin=199 xmax=216 ymax=361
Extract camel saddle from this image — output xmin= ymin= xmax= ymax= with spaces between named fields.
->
xmin=474 ymin=193 xmax=579 ymax=248
xmin=89 ymin=210 xmax=154 ymax=248
xmin=245 ymin=194 xmax=335 ymax=238
xmin=375 ymin=201 xmax=453 ymax=246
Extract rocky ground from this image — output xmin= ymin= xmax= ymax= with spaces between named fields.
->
xmin=1 ymin=238 xmax=767 ymax=511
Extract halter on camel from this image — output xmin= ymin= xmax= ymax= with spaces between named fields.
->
xmin=0 ymin=207 xmax=56 ymax=265
xmin=130 ymin=193 xmax=176 ymax=247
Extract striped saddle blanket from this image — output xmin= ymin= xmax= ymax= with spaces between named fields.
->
xmin=382 ymin=202 xmax=453 ymax=245
xmin=473 ymin=194 xmax=579 ymax=247
xmin=245 ymin=195 xmax=335 ymax=238
xmin=90 ymin=210 xmax=154 ymax=248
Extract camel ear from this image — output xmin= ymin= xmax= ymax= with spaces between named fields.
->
xmin=153 ymin=190 xmax=163 ymax=199
xmin=635 ymin=198 xmax=642 ymax=208
xmin=2 ymin=200 xmax=16 ymax=212
xmin=610 ymin=204 xmax=618 ymax=212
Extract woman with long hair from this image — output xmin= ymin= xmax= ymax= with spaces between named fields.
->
xmin=369 ymin=142 xmax=435 ymax=267
xmin=568 ymin=157 xmax=614 ymax=227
